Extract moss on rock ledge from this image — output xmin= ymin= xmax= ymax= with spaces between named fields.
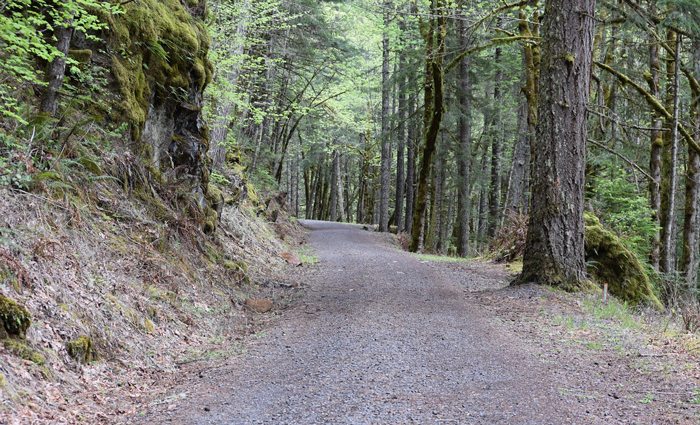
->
xmin=584 ymin=213 xmax=662 ymax=309
xmin=0 ymin=295 xmax=31 ymax=340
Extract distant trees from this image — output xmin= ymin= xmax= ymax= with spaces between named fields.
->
xmin=209 ymin=0 xmax=700 ymax=296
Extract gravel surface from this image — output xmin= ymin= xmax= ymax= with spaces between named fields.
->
xmin=133 ymin=220 xmax=642 ymax=424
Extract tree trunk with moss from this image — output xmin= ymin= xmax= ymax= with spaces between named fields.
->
xmin=660 ymin=30 xmax=680 ymax=274
xmin=40 ymin=18 xmax=74 ymax=116
xmin=681 ymin=41 xmax=700 ymax=285
xmin=409 ymin=0 xmax=446 ymax=252
xmin=647 ymin=29 xmax=662 ymax=271
xmin=395 ymin=44 xmax=407 ymax=232
xmin=515 ymin=0 xmax=595 ymax=289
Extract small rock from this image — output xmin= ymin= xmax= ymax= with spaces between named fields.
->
xmin=281 ymin=252 xmax=302 ymax=266
xmin=246 ymin=299 xmax=273 ymax=313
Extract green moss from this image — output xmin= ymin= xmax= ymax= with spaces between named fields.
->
xmin=223 ymin=260 xmax=250 ymax=285
xmin=33 ymin=171 xmax=63 ymax=182
xmin=192 ymin=59 xmax=207 ymax=90
xmin=0 ymin=373 xmax=5 ymax=389
xmin=584 ymin=213 xmax=662 ymax=309
xmin=66 ymin=336 xmax=98 ymax=364
xmin=97 ymin=0 xmax=211 ymax=134
xmin=206 ymin=184 xmax=223 ymax=211
xmin=203 ymin=208 xmax=218 ymax=234
xmin=143 ymin=318 xmax=154 ymax=333
xmin=68 ymin=49 xmax=93 ymax=63
xmin=3 ymin=340 xmax=45 ymax=365
xmin=0 ymin=295 xmax=31 ymax=340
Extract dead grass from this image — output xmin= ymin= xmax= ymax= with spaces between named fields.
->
xmin=0 ymin=157 xmax=305 ymax=423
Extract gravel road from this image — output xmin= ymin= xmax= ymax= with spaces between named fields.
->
xmin=137 ymin=220 xmax=599 ymax=424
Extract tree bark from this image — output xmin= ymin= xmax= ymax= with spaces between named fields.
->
xmin=405 ymin=92 xmax=417 ymax=234
xmin=379 ymin=1 xmax=392 ymax=232
xmin=648 ymin=30 xmax=662 ymax=270
xmin=40 ymin=18 xmax=74 ymax=116
xmin=682 ymin=41 xmax=700 ymax=285
xmin=395 ymin=44 xmax=407 ymax=232
xmin=456 ymin=19 xmax=472 ymax=257
xmin=660 ymin=30 xmax=680 ymax=274
xmin=503 ymin=101 xmax=530 ymax=217
xmin=488 ymin=21 xmax=503 ymax=238
xmin=516 ymin=0 xmax=596 ymax=289
xmin=409 ymin=0 xmax=446 ymax=252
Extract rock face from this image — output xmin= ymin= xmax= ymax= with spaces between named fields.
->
xmin=584 ymin=214 xmax=662 ymax=309
xmin=85 ymin=0 xmax=215 ymax=221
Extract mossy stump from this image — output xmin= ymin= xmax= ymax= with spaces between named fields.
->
xmin=66 ymin=336 xmax=99 ymax=364
xmin=0 ymin=295 xmax=31 ymax=340
xmin=584 ymin=213 xmax=662 ymax=309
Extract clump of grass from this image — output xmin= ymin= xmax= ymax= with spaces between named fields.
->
xmin=413 ymin=253 xmax=471 ymax=263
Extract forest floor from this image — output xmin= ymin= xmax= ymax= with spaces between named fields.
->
xmin=129 ymin=220 xmax=700 ymax=424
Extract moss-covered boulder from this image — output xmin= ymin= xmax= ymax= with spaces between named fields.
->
xmin=66 ymin=336 xmax=99 ymax=364
xmin=584 ymin=213 xmax=662 ymax=309
xmin=0 ymin=295 xmax=31 ymax=340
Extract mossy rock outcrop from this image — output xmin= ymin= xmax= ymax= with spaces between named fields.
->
xmin=0 ymin=295 xmax=31 ymax=340
xmin=66 ymin=336 xmax=99 ymax=364
xmin=584 ymin=213 xmax=662 ymax=309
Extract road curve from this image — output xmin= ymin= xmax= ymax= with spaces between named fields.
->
xmin=137 ymin=220 xmax=592 ymax=424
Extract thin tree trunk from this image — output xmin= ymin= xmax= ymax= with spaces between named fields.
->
xmin=405 ymin=92 xmax=417 ymax=234
xmin=395 ymin=46 xmax=407 ymax=232
xmin=457 ymin=17 xmax=472 ymax=257
xmin=488 ymin=22 xmax=503 ymax=238
xmin=379 ymin=1 xmax=392 ymax=232
xmin=330 ymin=150 xmax=339 ymax=222
xmin=648 ymin=30 xmax=662 ymax=270
xmin=516 ymin=0 xmax=595 ymax=289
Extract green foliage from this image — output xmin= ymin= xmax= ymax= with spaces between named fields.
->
xmin=591 ymin=174 xmax=660 ymax=259
xmin=209 ymin=171 xmax=231 ymax=186
xmin=0 ymin=0 xmax=119 ymax=122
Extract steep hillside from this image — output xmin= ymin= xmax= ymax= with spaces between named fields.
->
xmin=0 ymin=1 xmax=307 ymax=423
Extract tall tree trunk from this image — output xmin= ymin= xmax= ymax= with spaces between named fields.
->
xmin=331 ymin=149 xmax=345 ymax=222
xmin=379 ymin=1 xmax=392 ymax=232
xmin=395 ymin=45 xmax=407 ymax=232
xmin=330 ymin=150 xmax=339 ymax=222
xmin=648 ymin=30 xmax=662 ymax=270
xmin=682 ymin=41 xmax=700 ymax=285
xmin=40 ymin=18 xmax=74 ymax=116
xmin=457 ymin=22 xmax=472 ymax=257
xmin=405 ymin=92 xmax=417 ymax=233
xmin=516 ymin=0 xmax=595 ymax=289
xmin=487 ymin=21 xmax=503 ymax=238
xmin=409 ymin=0 xmax=446 ymax=252
xmin=660 ymin=30 xmax=680 ymax=274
